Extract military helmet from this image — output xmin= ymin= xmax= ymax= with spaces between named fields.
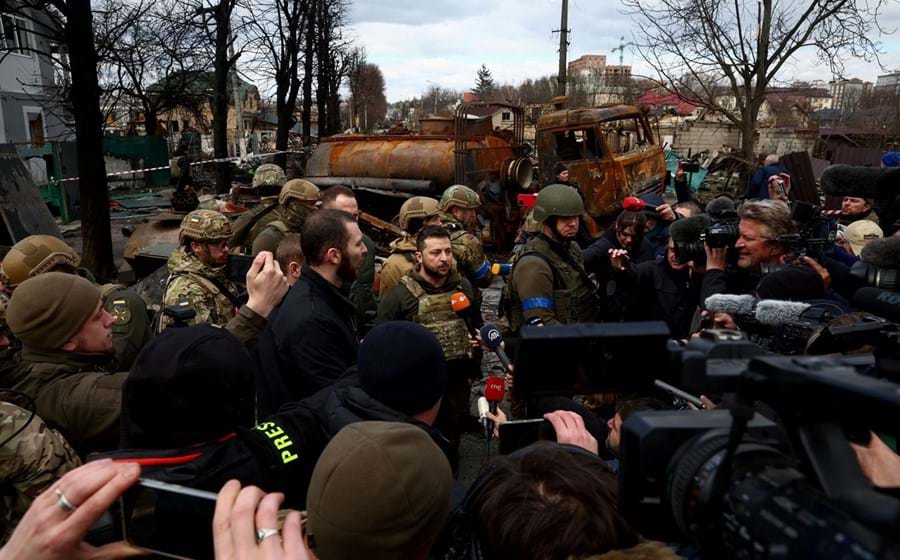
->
xmin=252 ymin=164 xmax=287 ymax=189
xmin=439 ymin=184 xmax=480 ymax=211
xmin=279 ymin=179 xmax=320 ymax=205
xmin=179 ymin=209 xmax=233 ymax=243
xmin=398 ymin=196 xmax=441 ymax=231
xmin=0 ymin=235 xmax=80 ymax=289
xmin=532 ymin=184 xmax=584 ymax=222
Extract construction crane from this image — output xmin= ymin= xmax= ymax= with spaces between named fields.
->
xmin=611 ymin=36 xmax=635 ymax=66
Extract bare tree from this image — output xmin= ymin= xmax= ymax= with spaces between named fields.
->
xmin=315 ymin=0 xmax=352 ymax=137
xmin=243 ymin=0 xmax=311 ymax=167
xmin=621 ymin=0 xmax=887 ymax=165
xmin=3 ymin=0 xmax=117 ymax=277
xmin=421 ymin=84 xmax=460 ymax=116
xmin=347 ymin=62 xmax=386 ymax=132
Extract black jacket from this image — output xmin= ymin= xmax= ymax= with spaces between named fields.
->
xmin=616 ymin=260 xmax=702 ymax=339
xmin=699 ymin=267 xmax=761 ymax=305
xmin=584 ymin=228 xmax=655 ymax=320
xmin=255 ymin=265 xmax=359 ymax=416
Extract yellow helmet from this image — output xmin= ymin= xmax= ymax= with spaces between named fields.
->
xmin=0 ymin=235 xmax=79 ymax=289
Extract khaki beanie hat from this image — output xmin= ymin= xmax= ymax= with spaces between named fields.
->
xmin=306 ymin=421 xmax=452 ymax=560
xmin=7 ymin=272 xmax=101 ymax=351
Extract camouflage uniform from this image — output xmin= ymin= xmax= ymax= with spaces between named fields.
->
xmin=0 ymin=235 xmax=151 ymax=370
xmin=0 ymin=402 xmax=81 ymax=544
xmin=159 ymin=210 xmax=241 ymax=332
xmin=379 ymin=235 xmax=418 ymax=297
xmin=233 ymin=179 xmax=319 ymax=256
xmin=439 ymin=186 xmax=493 ymax=289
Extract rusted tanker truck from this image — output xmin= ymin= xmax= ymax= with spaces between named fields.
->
xmin=305 ymin=101 xmax=666 ymax=247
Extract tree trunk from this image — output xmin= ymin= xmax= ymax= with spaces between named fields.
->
xmin=66 ymin=0 xmax=114 ymax=279
xmin=144 ymin=106 xmax=159 ymax=137
xmin=315 ymin=1 xmax=329 ymax=136
xmin=301 ymin=6 xmax=315 ymax=146
xmin=213 ymin=1 xmax=233 ymax=195
xmin=740 ymin=106 xmax=759 ymax=196
xmin=275 ymin=93 xmax=292 ymax=169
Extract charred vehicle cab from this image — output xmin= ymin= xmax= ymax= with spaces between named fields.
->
xmin=537 ymin=104 xmax=666 ymax=228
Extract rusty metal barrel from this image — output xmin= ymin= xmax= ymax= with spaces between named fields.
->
xmin=306 ymin=134 xmax=532 ymax=195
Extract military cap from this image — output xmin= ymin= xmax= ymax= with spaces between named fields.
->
xmin=179 ymin=209 xmax=233 ymax=243
xmin=398 ymin=196 xmax=440 ymax=231
xmin=439 ymin=184 xmax=480 ymax=211
xmin=532 ymin=183 xmax=584 ymax=222
xmin=279 ymin=178 xmax=320 ymax=205
xmin=0 ymin=235 xmax=79 ymax=289
xmin=252 ymin=163 xmax=286 ymax=189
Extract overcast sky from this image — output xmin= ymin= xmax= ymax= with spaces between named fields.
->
xmin=345 ymin=0 xmax=900 ymax=103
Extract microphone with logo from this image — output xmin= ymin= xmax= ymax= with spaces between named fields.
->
xmin=479 ymin=323 xmax=512 ymax=372
xmin=478 ymin=376 xmax=506 ymax=441
xmin=450 ymin=292 xmax=480 ymax=339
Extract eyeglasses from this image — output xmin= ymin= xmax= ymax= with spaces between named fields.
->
xmin=205 ymin=240 xmax=230 ymax=250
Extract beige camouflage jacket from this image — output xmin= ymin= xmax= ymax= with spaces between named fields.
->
xmin=440 ymin=213 xmax=494 ymax=288
xmin=159 ymin=247 xmax=240 ymax=332
xmin=0 ymin=402 xmax=80 ymax=543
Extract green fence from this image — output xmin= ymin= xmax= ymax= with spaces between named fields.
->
xmin=103 ymin=136 xmax=171 ymax=187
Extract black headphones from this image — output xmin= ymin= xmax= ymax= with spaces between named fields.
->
xmin=438 ymin=442 xmax=609 ymax=560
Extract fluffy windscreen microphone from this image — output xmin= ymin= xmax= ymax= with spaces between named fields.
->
xmin=704 ymin=294 xmax=757 ymax=316
xmin=669 ymin=215 xmax=710 ymax=242
xmin=705 ymin=197 xmax=735 ymax=219
xmin=754 ymin=300 xmax=811 ymax=325
xmin=820 ymin=165 xmax=884 ymax=198
xmin=860 ymin=236 xmax=900 ymax=269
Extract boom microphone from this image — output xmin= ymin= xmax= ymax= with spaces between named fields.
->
xmin=860 ymin=236 xmax=900 ymax=269
xmin=754 ymin=300 xmax=812 ymax=325
xmin=853 ymin=287 xmax=900 ymax=324
xmin=820 ymin=165 xmax=884 ymax=199
xmin=704 ymin=294 xmax=756 ymax=316
xmin=669 ymin=215 xmax=710 ymax=242
xmin=875 ymin=167 xmax=900 ymax=199
xmin=479 ymin=323 xmax=512 ymax=371
xmin=450 ymin=292 xmax=479 ymax=339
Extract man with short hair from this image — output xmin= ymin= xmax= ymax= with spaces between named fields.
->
xmin=702 ymin=199 xmax=796 ymax=303
xmin=377 ymin=226 xmax=480 ymax=473
xmin=840 ymin=196 xmax=879 ymax=227
xmin=605 ymin=397 xmax=671 ymax=458
xmin=256 ymin=209 xmax=368 ymax=414
xmin=320 ymin=185 xmax=377 ymax=332
xmin=275 ymin=234 xmax=303 ymax=286
xmin=747 ymin=154 xmax=786 ymax=200
xmin=2 ymin=273 xmax=126 ymax=453
xmin=379 ymin=196 xmax=442 ymax=296
xmin=439 ymin=184 xmax=494 ymax=289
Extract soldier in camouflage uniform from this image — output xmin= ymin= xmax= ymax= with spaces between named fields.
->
xmin=379 ymin=196 xmax=442 ymax=297
xmin=0 ymin=235 xmax=151 ymax=370
xmin=0 ymin=401 xmax=80 ymax=544
xmin=159 ymin=210 xmax=242 ymax=332
xmin=231 ymin=177 xmax=320 ymax=256
xmin=439 ymin=185 xmax=494 ymax=289
xmin=505 ymin=184 xmax=598 ymax=334
xmin=376 ymin=226 xmax=480 ymax=473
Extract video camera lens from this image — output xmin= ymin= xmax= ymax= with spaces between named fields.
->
xmin=850 ymin=261 xmax=899 ymax=291
xmin=673 ymin=240 xmax=706 ymax=264
xmin=702 ymin=222 xmax=740 ymax=249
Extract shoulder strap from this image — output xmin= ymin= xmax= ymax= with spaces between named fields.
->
xmin=399 ymin=274 xmax=426 ymax=300
xmin=186 ymin=272 xmax=243 ymax=309
xmin=517 ymin=250 xmax=562 ymax=288
xmin=233 ymin=202 xmax=279 ymax=247
xmin=268 ymin=220 xmax=290 ymax=234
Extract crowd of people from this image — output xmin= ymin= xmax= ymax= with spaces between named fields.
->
xmin=1 ymin=152 xmax=900 ymax=559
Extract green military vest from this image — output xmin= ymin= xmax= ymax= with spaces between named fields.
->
xmin=398 ymin=275 xmax=471 ymax=361
xmin=507 ymin=235 xmax=597 ymax=332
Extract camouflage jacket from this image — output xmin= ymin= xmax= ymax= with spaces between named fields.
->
xmin=250 ymin=204 xmax=308 ymax=256
xmin=159 ymin=247 xmax=240 ymax=332
xmin=0 ymin=402 xmax=80 ymax=544
xmin=0 ymin=349 xmax=125 ymax=454
xmin=378 ymin=235 xmax=417 ymax=298
xmin=439 ymin=213 xmax=493 ymax=288
xmin=101 ymin=284 xmax=152 ymax=371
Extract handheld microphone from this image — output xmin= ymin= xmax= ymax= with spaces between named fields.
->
xmin=517 ymin=193 xmax=538 ymax=208
xmin=491 ymin=263 xmax=512 ymax=276
xmin=853 ymin=287 xmax=900 ymax=323
xmin=623 ymin=196 xmax=646 ymax=211
xmin=477 ymin=396 xmax=491 ymax=440
xmin=450 ymin=292 xmax=479 ymax=339
xmin=485 ymin=376 xmax=506 ymax=414
xmin=479 ymin=323 xmax=512 ymax=371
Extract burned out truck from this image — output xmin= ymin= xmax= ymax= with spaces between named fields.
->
xmin=536 ymin=103 xmax=666 ymax=230
xmin=305 ymin=101 xmax=666 ymax=247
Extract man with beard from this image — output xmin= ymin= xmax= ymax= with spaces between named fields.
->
xmin=506 ymin=184 xmax=598 ymax=333
xmin=256 ymin=209 xmax=368 ymax=415
xmin=159 ymin=210 xmax=242 ymax=331
xmin=439 ymin=185 xmax=494 ymax=289
xmin=376 ymin=226 xmax=480 ymax=473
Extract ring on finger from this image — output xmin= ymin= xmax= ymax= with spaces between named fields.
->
xmin=256 ymin=528 xmax=280 ymax=542
xmin=54 ymin=487 xmax=77 ymax=513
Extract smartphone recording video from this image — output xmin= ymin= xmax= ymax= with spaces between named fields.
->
xmin=120 ymin=479 xmax=218 ymax=560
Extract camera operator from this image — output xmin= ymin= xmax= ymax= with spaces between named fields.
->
xmin=702 ymin=200 xmax=795 ymax=304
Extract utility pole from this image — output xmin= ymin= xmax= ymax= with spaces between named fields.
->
xmin=555 ymin=0 xmax=569 ymax=97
